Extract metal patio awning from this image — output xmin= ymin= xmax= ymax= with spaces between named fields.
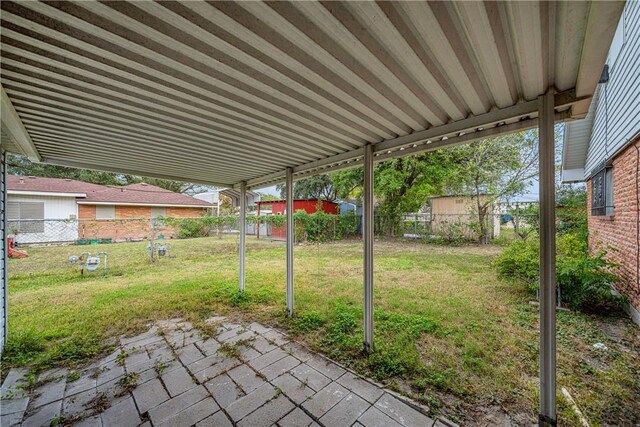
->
xmin=0 ymin=1 xmax=624 ymax=189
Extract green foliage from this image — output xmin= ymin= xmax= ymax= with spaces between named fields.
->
xmin=293 ymin=311 xmax=325 ymax=332
xmin=292 ymin=210 xmax=360 ymax=242
xmin=2 ymin=331 xmax=46 ymax=366
xmin=425 ymin=220 xmax=469 ymax=246
xmin=277 ymin=175 xmax=337 ymax=200
xmin=496 ymin=232 xmax=626 ymax=312
xmin=229 ymin=290 xmax=251 ymax=307
xmin=165 ymin=215 xmax=238 ymax=239
xmin=557 ymin=250 xmax=625 ymax=313
xmin=556 ymin=185 xmax=588 ymax=240
xmin=494 ymin=239 xmax=540 ymax=281
xmin=445 ymin=131 xmax=541 ymax=243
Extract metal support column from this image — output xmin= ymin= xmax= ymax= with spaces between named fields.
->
xmin=239 ymin=181 xmax=247 ymax=292
xmin=538 ymin=92 xmax=557 ymax=426
xmin=286 ymin=167 xmax=294 ymax=317
xmin=1 ymin=150 xmax=7 ymax=354
xmin=363 ymin=144 xmax=374 ymax=351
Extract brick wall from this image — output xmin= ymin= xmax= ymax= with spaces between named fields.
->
xmin=77 ymin=205 xmax=205 ymax=241
xmin=587 ymin=137 xmax=640 ymax=311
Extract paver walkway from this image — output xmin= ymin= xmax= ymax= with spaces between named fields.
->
xmin=1 ymin=318 xmax=455 ymax=427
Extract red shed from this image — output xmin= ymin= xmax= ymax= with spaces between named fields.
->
xmin=256 ymin=199 xmax=339 ymax=240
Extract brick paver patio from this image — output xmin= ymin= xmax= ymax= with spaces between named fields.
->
xmin=1 ymin=318 xmax=456 ymax=426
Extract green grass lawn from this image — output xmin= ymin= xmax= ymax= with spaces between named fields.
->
xmin=4 ymin=236 xmax=639 ymax=426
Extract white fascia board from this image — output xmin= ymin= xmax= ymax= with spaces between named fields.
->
xmin=1 ymin=85 xmax=41 ymax=161
xmin=76 ymin=201 xmax=210 ymax=208
xmin=8 ymin=190 xmax=86 ymax=198
xmin=561 ymin=168 xmax=586 ymax=183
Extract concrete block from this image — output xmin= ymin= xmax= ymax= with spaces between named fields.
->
xmin=225 ymin=383 xmax=276 ymax=422
xmin=374 ymin=393 xmax=435 ymax=427
xmin=301 ymin=382 xmax=348 ymax=418
xmin=290 ymin=364 xmax=331 ymax=392
xmin=132 ymin=378 xmax=170 ymax=414
xmin=237 ymin=394 xmax=295 ymax=427
xmin=162 ymin=366 xmax=196 ymax=397
xmin=319 ymin=392 xmax=370 ymax=427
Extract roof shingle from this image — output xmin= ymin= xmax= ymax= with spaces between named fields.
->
xmin=8 ymin=176 xmax=211 ymax=207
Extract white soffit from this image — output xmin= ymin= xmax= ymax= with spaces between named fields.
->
xmin=561 ymin=85 xmax=601 ymax=183
xmin=0 ymin=1 xmax=624 ymax=188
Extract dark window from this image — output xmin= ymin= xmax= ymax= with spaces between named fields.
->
xmin=591 ymin=166 xmax=614 ymax=216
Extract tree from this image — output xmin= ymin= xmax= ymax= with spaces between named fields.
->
xmin=331 ymin=149 xmax=461 ymax=235
xmin=258 ymin=193 xmax=280 ymax=202
xmin=8 ymin=154 xmax=207 ymax=194
xmin=276 ymin=174 xmax=337 ymax=200
xmin=444 ymin=130 xmax=541 ymax=243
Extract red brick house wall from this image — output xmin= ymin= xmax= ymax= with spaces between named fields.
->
xmin=586 ymin=137 xmax=640 ymax=311
xmin=78 ymin=205 xmax=205 ymax=241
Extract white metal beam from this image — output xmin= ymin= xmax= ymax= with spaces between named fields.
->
xmin=43 ymin=157 xmax=233 ymax=188
xmin=239 ymin=181 xmax=247 ymax=292
xmin=285 ymin=167 xmax=294 ymax=317
xmin=0 ymin=85 xmax=40 ymax=161
xmin=243 ymin=92 xmax=584 ymax=190
xmin=363 ymin=143 xmax=374 ymax=351
xmin=1 ymin=150 xmax=7 ymax=354
xmin=538 ymin=92 xmax=557 ymax=427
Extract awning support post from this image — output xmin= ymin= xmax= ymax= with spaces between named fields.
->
xmin=363 ymin=143 xmax=374 ymax=352
xmin=1 ymin=150 xmax=7 ymax=354
xmin=239 ymin=180 xmax=246 ymax=292
xmin=538 ymin=92 xmax=557 ymax=426
xmin=286 ymin=167 xmax=294 ymax=317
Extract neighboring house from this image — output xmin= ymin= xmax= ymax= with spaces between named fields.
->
xmin=561 ymin=1 xmax=640 ymax=324
xmin=7 ymin=176 xmax=211 ymax=243
xmin=429 ymin=195 xmax=500 ymax=240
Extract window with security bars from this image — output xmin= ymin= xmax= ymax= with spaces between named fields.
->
xmin=7 ymin=202 xmax=45 ymax=233
xmin=591 ymin=166 xmax=614 ymax=216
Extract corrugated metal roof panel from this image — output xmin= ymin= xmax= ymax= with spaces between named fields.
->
xmin=0 ymin=1 xmax=624 ymax=188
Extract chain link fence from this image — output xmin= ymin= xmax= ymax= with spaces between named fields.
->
xmin=8 ymin=209 xmax=540 ymax=249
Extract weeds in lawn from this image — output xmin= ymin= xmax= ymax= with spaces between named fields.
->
xmin=229 ymin=290 xmax=251 ymax=307
xmin=218 ymin=343 xmax=241 ymax=359
xmin=116 ymin=373 xmax=139 ymax=395
xmin=86 ymin=392 xmax=111 ymax=413
xmin=218 ymin=339 xmax=252 ymax=359
xmin=67 ymin=370 xmax=80 ymax=382
xmin=114 ymin=351 xmax=127 ymax=366
xmin=292 ymin=311 xmax=325 ymax=332
xmin=195 ymin=322 xmax=219 ymax=340
xmin=154 ymin=359 xmax=169 ymax=376
xmin=49 ymin=415 xmax=65 ymax=426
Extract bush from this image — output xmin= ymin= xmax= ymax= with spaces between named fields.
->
xmin=495 ymin=239 xmax=540 ymax=282
xmin=557 ymin=252 xmax=625 ymax=312
xmin=496 ymin=232 xmax=625 ymax=312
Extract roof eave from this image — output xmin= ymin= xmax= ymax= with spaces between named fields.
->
xmin=1 ymin=85 xmax=41 ymax=161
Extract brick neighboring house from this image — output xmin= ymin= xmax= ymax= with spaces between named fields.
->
xmin=562 ymin=1 xmax=640 ymax=324
xmin=7 ymin=176 xmax=211 ymax=243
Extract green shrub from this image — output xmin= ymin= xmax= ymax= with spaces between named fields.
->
xmin=495 ymin=232 xmax=626 ymax=312
xmin=495 ymin=238 xmax=540 ymax=282
xmin=557 ymin=252 xmax=625 ymax=313
xmin=175 ymin=218 xmax=208 ymax=239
